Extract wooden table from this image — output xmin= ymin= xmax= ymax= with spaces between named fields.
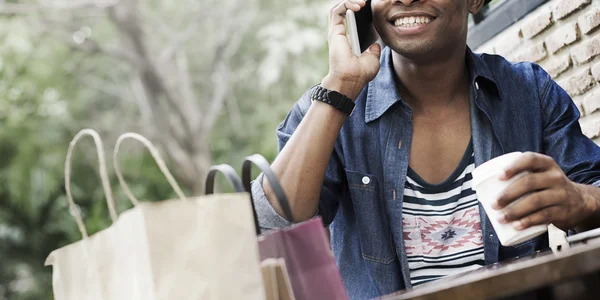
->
xmin=379 ymin=238 xmax=600 ymax=300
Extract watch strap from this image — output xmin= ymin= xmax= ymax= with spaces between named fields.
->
xmin=310 ymin=85 xmax=355 ymax=116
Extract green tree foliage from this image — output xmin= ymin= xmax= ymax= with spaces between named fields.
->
xmin=0 ymin=0 xmax=329 ymax=299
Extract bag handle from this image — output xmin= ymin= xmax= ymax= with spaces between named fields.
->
xmin=205 ymin=164 xmax=245 ymax=194
xmin=242 ymin=154 xmax=294 ymax=224
xmin=206 ymin=163 xmax=260 ymax=234
xmin=113 ymin=132 xmax=187 ymax=205
xmin=65 ymin=129 xmax=118 ymax=238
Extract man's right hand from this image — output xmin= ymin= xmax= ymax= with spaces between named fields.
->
xmin=259 ymin=1 xmax=381 ymax=223
xmin=323 ymin=0 xmax=381 ymax=101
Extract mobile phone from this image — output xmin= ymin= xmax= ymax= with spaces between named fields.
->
xmin=346 ymin=10 xmax=362 ymax=57
xmin=346 ymin=2 xmax=380 ymax=57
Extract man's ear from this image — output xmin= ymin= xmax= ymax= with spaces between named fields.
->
xmin=468 ymin=0 xmax=486 ymax=15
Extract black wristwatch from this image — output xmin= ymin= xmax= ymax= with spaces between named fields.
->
xmin=310 ymin=85 xmax=355 ymax=116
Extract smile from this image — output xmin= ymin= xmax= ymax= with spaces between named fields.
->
xmin=393 ymin=16 xmax=434 ymax=28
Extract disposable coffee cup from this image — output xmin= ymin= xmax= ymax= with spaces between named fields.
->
xmin=472 ymin=152 xmax=548 ymax=246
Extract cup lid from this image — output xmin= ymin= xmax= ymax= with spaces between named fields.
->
xmin=472 ymin=152 xmax=523 ymax=190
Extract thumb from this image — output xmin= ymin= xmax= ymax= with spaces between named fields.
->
xmin=359 ymin=42 xmax=382 ymax=79
xmin=364 ymin=42 xmax=381 ymax=58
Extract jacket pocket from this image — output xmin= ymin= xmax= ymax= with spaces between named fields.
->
xmin=510 ymin=238 xmax=537 ymax=249
xmin=345 ymin=170 xmax=396 ymax=264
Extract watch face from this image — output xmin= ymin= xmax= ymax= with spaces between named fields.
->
xmin=327 ymin=90 xmax=342 ymax=105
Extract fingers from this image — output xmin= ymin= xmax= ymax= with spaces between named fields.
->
xmin=497 ymin=189 xmax=564 ymax=225
xmin=329 ymin=0 xmax=367 ymax=38
xmin=511 ymin=205 xmax=562 ymax=230
xmin=494 ymin=171 xmax=563 ymax=209
xmin=324 ymin=0 xmax=380 ymax=95
xmin=500 ymin=152 xmax=555 ymax=180
xmin=330 ymin=0 xmax=366 ymax=18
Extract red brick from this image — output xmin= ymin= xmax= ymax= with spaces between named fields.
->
xmin=580 ymin=112 xmax=600 ymax=138
xmin=570 ymin=35 xmax=600 ymax=65
xmin=494 ymin=29 xmax=522 ymax=57
xmin=557 ymin=68 xmax=596 ymax=97
xmin=541 ymin=55 xmax=572 ymax=79
xmin=521 ymin=10 xmax=554 ymax=39
xmin=545 ymin=23 xmax=580 ymax=54
xmin=553 ymin=0 xmax=592 ymax=20
xmin=583 ymin=88 xmax=600 ymax=115
xmin=578 ymin=7 xmax=600 ymax=35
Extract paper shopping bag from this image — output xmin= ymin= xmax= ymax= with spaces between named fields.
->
xmin=46 ymin=131 xmax=265 ymax=300
xmin=44 ymin=129 xmax=120 ymax=300
xmin=260 ymin=259 xmax=295 ymax=300
xmin=205 ymin=163 xmax=294 ymax=300
xmin=243 ymin=154 xmax=349 ymax=300
xmin=204 ymin=163 xmax=259 ymax=233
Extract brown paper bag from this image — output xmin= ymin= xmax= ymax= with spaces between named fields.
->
xmin=46 ymin=130 xmax=265 ymax=300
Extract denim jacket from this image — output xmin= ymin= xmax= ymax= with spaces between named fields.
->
xmin=251 ymin=46 xmax=600 ymax=299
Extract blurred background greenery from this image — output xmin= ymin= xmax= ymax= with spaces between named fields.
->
xmin=0 ymin=0 xmax=329 ymax=299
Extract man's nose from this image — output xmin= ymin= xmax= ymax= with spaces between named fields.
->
xmin=396 ymin=0 xmax=420 ymax=6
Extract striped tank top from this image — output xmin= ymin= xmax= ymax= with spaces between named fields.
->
xmin=402 ymin=141 xmax=484 ymax=286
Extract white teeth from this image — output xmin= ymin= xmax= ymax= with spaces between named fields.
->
xmin=394 ymin=16 xmax=433 ymax=27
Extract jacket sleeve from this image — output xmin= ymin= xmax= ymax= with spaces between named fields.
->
xmin=540 ymin=70 xmax=600 ymax=187
xmin=251 ymin=86 xmax=345 ymax=231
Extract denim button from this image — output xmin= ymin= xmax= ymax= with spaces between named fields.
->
xmin=362 ymin=176 xmax=371 ymax=185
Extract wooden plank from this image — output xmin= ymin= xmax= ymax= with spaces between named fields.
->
xmin=379 ymin=239 xmax=600 ymax=300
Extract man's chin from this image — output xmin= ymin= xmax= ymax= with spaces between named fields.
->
xmin=388 ymin=41 xmax=438 ymax=61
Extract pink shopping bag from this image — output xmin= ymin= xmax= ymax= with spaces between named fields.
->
xmin=242 ymin=154 xmax=349 ymax=300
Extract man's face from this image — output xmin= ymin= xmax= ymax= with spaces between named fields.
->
xmin=370 ymin=0 xmax=481 ymax=59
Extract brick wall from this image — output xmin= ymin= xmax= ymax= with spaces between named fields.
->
xmin=475 ymin=0 xmax=600 ymax=143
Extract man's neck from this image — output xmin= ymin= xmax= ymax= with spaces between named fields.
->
xmin=391 ymin=45 xmax=469 ymax=114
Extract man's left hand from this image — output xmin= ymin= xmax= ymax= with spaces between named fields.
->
xmin=493 ymin=152 xmax=600 ymax=231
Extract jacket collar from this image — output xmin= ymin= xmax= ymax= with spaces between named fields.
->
xmin=364 ymin=46 xmax=499 ymax=123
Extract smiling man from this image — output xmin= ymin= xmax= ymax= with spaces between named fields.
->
xmin=251 ymin=0 xmax=600 ymax=299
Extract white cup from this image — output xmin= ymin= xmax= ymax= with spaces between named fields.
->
xmin=472 ymin=152 xmax=548 ymax=246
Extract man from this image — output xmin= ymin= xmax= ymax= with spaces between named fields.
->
xmin=251 ymin=0 xmax=600 ymax=299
